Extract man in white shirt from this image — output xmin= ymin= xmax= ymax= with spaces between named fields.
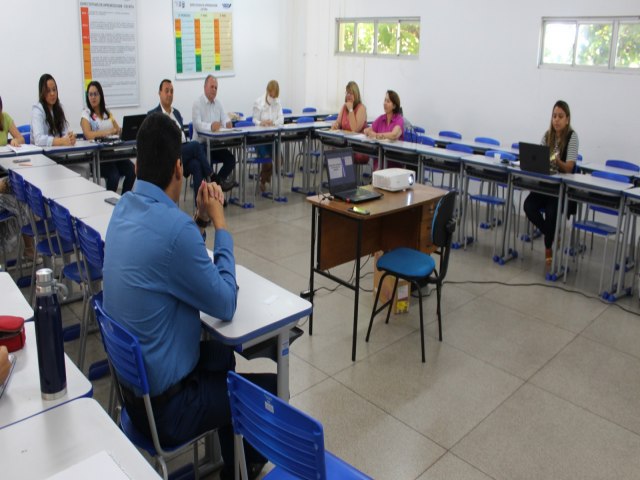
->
xmin=149 ymin=79 xmax=212 ymax=203
xmin=192 ymin=75 xmax=236 ymax=191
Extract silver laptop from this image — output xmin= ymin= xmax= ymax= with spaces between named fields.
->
xmin=324 ymin=148 xmax=382 ymax=203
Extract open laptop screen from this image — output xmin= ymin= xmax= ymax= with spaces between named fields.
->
xmin=325 ymin=148 xmax=357 ymax=194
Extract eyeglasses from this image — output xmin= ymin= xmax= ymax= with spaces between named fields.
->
xmin=88 ymin=92 xmax=100 ymax=98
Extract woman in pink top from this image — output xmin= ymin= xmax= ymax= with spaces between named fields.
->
xmin=331 ymin=81 xmax=369 ymax=164
xmin=364 ymin=90 xmax=404 ymax=141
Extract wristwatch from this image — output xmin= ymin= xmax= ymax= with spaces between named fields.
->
xmin=194 ymin=214 xmax=211 ymax=228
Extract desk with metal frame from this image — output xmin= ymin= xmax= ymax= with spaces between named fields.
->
xmin=242 ymin=125 xmax=281 ymax=206
xmin=0 ymin=153 xmax=54 ymax=171
xmin=95 ymin=139 xmax=137 ymax=182
xmin=197 ymin=129 xmax=246 ymax=206
xmin=43 ymin=140 xmax=101 ymax=183
xmin=307 ymin=184 xmax=446 ymax=361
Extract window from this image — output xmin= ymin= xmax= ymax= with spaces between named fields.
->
xmin=540 ymin=17 xmax=640 ymax=72
xmin=336 ymin=17 xmax=420 ymax=57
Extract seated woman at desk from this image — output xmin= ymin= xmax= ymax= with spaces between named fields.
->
xmin=0 ymin=95 xmax=25 ymax=147
xmin=31 ymin=74 xmax=76 ymax=147
xmin=523 ymin=99 xmax=579 ymax=264
xmin=80 ymin=81 xmax=135 ymax=193
xmin=363 ymin=90 xmax=404 ymax=169
xmin=331 ymin=80 xmax=369 ymax=165
xmin=252 ymin=80 xmax=284 ymax=192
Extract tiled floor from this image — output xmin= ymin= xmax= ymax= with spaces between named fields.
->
xmin=32 ymin=179 xmax=640 ymax=479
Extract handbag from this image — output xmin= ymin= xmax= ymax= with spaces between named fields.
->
xmin=0 ymin=315 xmax=26 ymax=352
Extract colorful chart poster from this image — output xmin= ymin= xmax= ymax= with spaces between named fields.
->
xmin=173 ymin=1 xmax=234 ymax=79
xmin=79 ymin=0 xmax=139 ymax=107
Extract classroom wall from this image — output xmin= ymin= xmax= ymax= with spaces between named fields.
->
xmin=1 ymin=0 xmax=294 ymax=130
xmin=300 ymin=0 xmax=640 ymax=163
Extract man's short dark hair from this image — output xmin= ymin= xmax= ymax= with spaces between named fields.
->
xmin=136 ymin=113 xmax=182 ymax=190
xmin=159 ymin=78 xmax=172 ymax=92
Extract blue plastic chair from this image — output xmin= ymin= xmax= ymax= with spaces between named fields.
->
xmin=439 ymin=130 xmax=462 ymax=140
xmin=511 ymin=142 xmax=520 ymax=150
xmin=474 ymin=136 xmax=500 ymax=146
xmin=302 ymin=106 xmax=317 ymax=113
xmin=589 ymin=160 xmax=638 ymax=216
xmin=292 ymin=117 xmax=321 ymax=193
xmin=17 ymin=124 xmax=30 ymax=144
xmin=485 ymin=150 xmax=516 ymax=162
xmin=282 ymin=108 xmax=292 ymax=114
xmin=227 ymin=371 xmax=371 ymax=480
xmin=445 ymin=143 xmax=473 ymax=154
xmin=419 ymin=135 xmax=436 ymax=147
xmin=366 ymin=192 xmax=456 ymax=362
xmin=235 ymin=120 xmax=255 ymax=128
xmin=414 ymin=125 xmax=426 ymax=134
xmin=92 ymin=295 xmax=215 ymax=480
xmin=324 ymin=114 xmax=338 ymax=121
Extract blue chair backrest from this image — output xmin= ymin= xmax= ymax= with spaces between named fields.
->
xmin=244 ymin=116 xmax=253 ymax=123
xmin=324 ymin=114 xmax=338 ymax=121
xmin=485 ymin=150 xmax=516 ymax=162
xmin=302 ymin=107 xmax=317 ymax=113
xmin=296 ymin=116 xmax=315 ymax=124
xmin=24 ymin=182 xmax=48 ymax=219
xmin=577 ymin=153 xmax=582 ymax=161
xmin=17 ymin=124 xmax=31 ymax=144
xmin=227 ymin=371 xmax=326 ymax=480
xmin=93 ymin=295 xmax=149 ymax=396
xmin=605 ymin=159 xmax=639 ymax=172
xmin=445 ymin=143 xmax=473 ymax=154
xmin=439 ymin=130 xmax=462 ymax=140
xmin=474 ymin=136 xmax=500 ymax=146
xmin=235 ymin=120 xmax=254 ymax=128
xmin=47 ymin=199 xmax=76 ymax=245
xmin=75 ymin=218 xmax=105 ymax=270
xmin=413 ymin=126 xmax=426 ymax=134
xmin=432 ymin=191 xmax=457 ymax=247
xmin=404 ymin=128 xmax=418 ymax=143
xmin=419 ymin=136 xmax=436 ymax=147
xmin=511 ymin=142 xmax=520 ymax=150
xmin=8 ymin=170 xmax=28 ymax=204
xmin=591 ymin=170 xmax=632 ymax=184
xmin=188 ymin=122 xmax=193 ymax=140
xmin=282 ymin=108 xmax=292 ymax=114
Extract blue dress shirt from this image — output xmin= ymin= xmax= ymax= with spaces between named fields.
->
xmin=103 ymin=180 xmax=237 ymax=396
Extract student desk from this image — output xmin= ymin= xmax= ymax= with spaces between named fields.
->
xmin=94 ymin=139 xmax=137 ymax=182
xmin=283 ymin=121 xmax=329 ymax=196
xmin=0 ymin=322 xmax=93 ymax=429
xmin=242 ymin=125 xmax=281 ymax=206
xmin=200 ymin=265 xmax=312 ymax=401
xmin=0 ymin=398 xmax=160 ymax=479
xmin=579 ymin=162 xmax=640 ymax=184
xmin=197 ymin=129 xmax=246 ymax=206
xmin=37 ymin=176 xmax=106 ymax=200
xmin=559 ymin=173 xmax=633 ymax=297
xmin=82 ymin=212 xmax=112 ymax=239
xmin=432 ymin=135 xmax=520 ymax=157
xmin=307 ymin=184 xmax=446 ymax=361
xmin=54 ymin=190 xmax=119 ymax=219
xmin=284 ymin=110 xmax=336 ymax=124
xmin=613 ymin=186 xmax=640 ymax=301
xmin=16 ymin=164 xmax=80 ymax=184
xmin=0 ymin=145 xmax=44 ymax=158
xmin=0 ymin=271 xmax=33 ymax=320
xmin=0 ymin=153 xmax=55 ymax=171
xmin=43 ymin=140 xmax=101 ymax=183
xmin=380 ymin=140 xmax=420 ymax=171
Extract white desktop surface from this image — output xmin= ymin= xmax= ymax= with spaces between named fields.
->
xmin=0 ymin=322 xmax=93 ymax=429
xmin=81 ymin=212 xmax=112 ymax=239
xmin=0 ymin=153 xmax=55 ymax=171
xmin=16 ymin=164 xmax=80 ymax=184
xmin=579 ymin=162 xmax=640 ymax=179
xmin=0 ymin=398 xmax=160 ymax=479
xmin=54 ymin=190 xmax=118 ymax=219
xmin=0 ymin=272 xmax=34 ymax=321
xmin=43 ymin=139 xmax=100 ymax=154
xmin=624 ymin=186 xmax=640 ymax=200
xmin=38 ymin=177 xmax=106 ymax=200
xmin=562 ymin=173 xmax=634 ymax=194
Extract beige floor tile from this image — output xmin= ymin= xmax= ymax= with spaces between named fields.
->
xmin=453 ymin=384 xmax=640 ymax=480
xmin=443 ymin=297 xmax=576 ymax=379
xmin=530 ymin=335 xmax=640 ymax=435
xmin=335 ymin=334 xmax=522 ymax=449
xmin=582 ymin=305 xmax=640 ymax=359
xmin=417 ymin=453 xmax=493 ymax=480
xmin=292 ymin=378 xmax=445 ymax=480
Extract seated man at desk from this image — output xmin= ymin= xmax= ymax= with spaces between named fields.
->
xmin=148 ymin=79 xmax=213 ymax=204
xmin=103 ymin=113 xmax=273 ymax=480
xmin=191 ymin=74 xmax=236 ymax=192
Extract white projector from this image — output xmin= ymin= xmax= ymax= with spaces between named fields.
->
xmin=372 ymin=168 xmax=415 ymax=192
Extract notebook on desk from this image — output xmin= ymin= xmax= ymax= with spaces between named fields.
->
xmin=120 ymin=114 xmax=147 ymax=141
xmin=324 ymin=148 xmax=382 ymax=203
xmin=519 ymin=142 xmax=551 ymax=175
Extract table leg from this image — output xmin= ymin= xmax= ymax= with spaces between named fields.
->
xmin=276 ymin=330 xmax=290 ymax=401
xmin=351 ymin=220 xmax=362 ymax=361
xmin=606 ymin=198 xmax=627 ymax=299
xmin=309 ymin=205 xmax=316 ymax=335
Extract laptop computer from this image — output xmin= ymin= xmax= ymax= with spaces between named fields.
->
xmin=324 ymin=148 xmax=382 ymax=203
xmin=120 ymin=114 xmax=147 ymax=141
xmin=519 ymin=142 xmax=551 ymax=174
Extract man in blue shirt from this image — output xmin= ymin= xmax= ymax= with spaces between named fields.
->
xmin=103 ymin=113 xmax=271 ymax=479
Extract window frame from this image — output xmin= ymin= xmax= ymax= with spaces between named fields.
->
xmin=539 ymin=16 xmax=640 ymax=74
xmin=335 ymin=17 xmax=420 ymax=59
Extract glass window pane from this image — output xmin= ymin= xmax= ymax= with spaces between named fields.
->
xmin=542 ymin=23 xmax=576 ymax=64
xmin=377 ymin=22 xmax=397 ymax=55
xmin=575 ymin=23 xmax=612 ymax=66
xmin=616 ymin=22 xmax=640 ymax=68
xmin=356 ymin=22 xmax=374 ymax=54
xmin=338 ymin=22 xmax=355 ymax=53
xmin=399 ymin=21 xmax=420 ymax=56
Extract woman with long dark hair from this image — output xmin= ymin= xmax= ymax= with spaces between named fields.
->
xmin=31 ymin=73 xmax=76 ymax=147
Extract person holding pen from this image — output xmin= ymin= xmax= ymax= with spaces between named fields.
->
xmin=31 ymin=73 xmax=76 ymax=147
xmin=523 ymin=99 xmax=579 ymax=264
xmin=80 ymin=80 xmax=135 ymax=193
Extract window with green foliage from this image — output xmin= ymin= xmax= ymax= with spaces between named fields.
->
xmin=336 ymin=17 xmax=420 ymax=57
xmin=540 ymin=17 xmax=640 ymax=71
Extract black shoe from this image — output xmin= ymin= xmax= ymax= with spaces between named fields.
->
xmin=220 ymin=176 xmax=236 ymax=192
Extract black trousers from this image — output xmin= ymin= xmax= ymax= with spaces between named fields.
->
xmin=102 ymin=160 xmax=135 ymax=193
xmin=210 ymin=148 xmax=235 ymax=180
xmin=523 ymin=192 xmax=558 ymax=249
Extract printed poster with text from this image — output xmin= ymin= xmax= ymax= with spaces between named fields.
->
xmin=79 ymin=0 xmax=139 ymax=107
xmin=173 ymin=0 xmax=234 ymax=79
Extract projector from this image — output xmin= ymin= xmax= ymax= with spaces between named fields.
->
xmin=372 ymin=168 xmax=415 ymax=191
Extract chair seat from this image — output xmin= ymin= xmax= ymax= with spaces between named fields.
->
xmin=120 ymin=406 xmax=184 ymax=456
xmin=264 ymin=450 xmax=371 ymax=479
xmin=589 ymin=205 xmax=618 ymax=216
xmin=21 ymin=218 xmax=55 ymax=238
xmin=248 ymin=157 xmax=272 ymax=165
xmin=376 ymin=247 xmax=435 ymax=279
xmin=573 ymin=220 xmax=617 ymax=236
xmin=469 ymin=194 xmax=505 ymax=206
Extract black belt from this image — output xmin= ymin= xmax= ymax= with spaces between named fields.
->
xmin=120 ymin=370 xmax=195 ymax=410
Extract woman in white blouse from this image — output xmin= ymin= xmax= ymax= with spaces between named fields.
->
xmin=252 ymin=80 xmax=283 ymax=192
xmin=31 ymin=73 xmax=76 ymax=147
xmin=80 ymin=81 xmax=135 ymax=193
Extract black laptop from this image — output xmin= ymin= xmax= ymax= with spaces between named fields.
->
xmin=324 ymin=148 xmax=382 ymax=203
xmin=519 ymin=142 xmax=551 ymax=174
xmin=120 ymin=114 xmax=147 ymax=141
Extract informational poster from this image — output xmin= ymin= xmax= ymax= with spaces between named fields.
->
xmin=79 ymin=0 xmax=139 ymax=107
xmin=173 ymin=0 xmax=234 ymax=79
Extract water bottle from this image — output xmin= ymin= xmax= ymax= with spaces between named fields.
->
xmin=34 ymin=268 xmax=68 ymax=400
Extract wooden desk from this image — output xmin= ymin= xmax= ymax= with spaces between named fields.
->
xmin=307 ymin=184 xmax=446 ymax=361
xmin=0 ymin=398 xmax=160 ymax=479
